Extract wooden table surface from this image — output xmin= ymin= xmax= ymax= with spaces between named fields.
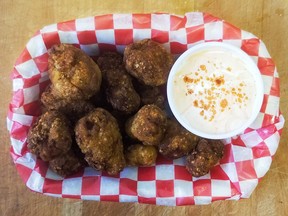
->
xmin=1 ymin=0 xmax=287 ymax=215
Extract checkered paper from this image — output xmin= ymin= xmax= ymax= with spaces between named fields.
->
xmin=7 ymin=12 xmax=285 ymax=206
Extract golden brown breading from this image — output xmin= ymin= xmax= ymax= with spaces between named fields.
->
xmin=105 ymin=67 xmax=140 ymax=114
xmin=41 ymin=85 xmax=95 ymax=122
xmin=96 ymin=52 xmax=123 ymax=77
xmin=124 ymin=39 xmax=174 ymax=86
xmin=48 ymin=44 xmax=102 ymax=100
xmin=49 ymin=142 xmax=87 ymax=177
xmin=125 ymin=104 xmax=167 ymax=146
xmin=74 ymin=108 xmax=125 ymax=175
xmin=27 ymin=111 xmax=72 ymax=161
xmin=97 ymin=52 xmax=140 ymax=114
xmin=159 ymin=119 xmax=199 ymax=159
xmin=135 ymin=82 xmax=165 ymax=109
xmin=125 ymin=144 xmax=158 ymax=166
xmin=185 ymin=139 xmax=224 ymax=177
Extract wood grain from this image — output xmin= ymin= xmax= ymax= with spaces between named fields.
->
xmin=1 ymin=0 xmax=287 ymax=215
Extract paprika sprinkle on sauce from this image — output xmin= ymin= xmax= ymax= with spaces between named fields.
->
xmin=181 ymin=61 xmax=249 ymax=122
xmin=170 ymin=46 xmax=258 ymax=134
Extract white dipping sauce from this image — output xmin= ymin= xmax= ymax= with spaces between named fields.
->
xmin=169 ymin=45 xmax=259 ymax=136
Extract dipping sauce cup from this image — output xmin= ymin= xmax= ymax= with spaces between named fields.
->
xmin=167 ymin=42 xmax=264 ymax=139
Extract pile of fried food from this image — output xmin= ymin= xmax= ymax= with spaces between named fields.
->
xmin=27 ymin=39 xmax=224 ymax=177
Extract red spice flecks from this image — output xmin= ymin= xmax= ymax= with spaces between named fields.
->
xmin=183 ymin=76 xmax=194 ymax=83
xmin=220 ymin=99 xmax=228 ymax=108
xmin=215 ymin=76 xmax=225 ymax=86
xmin=187 ymin=89 xmax=194 ymax=94
xmin=200 ymin=65 xmax=206 ymax=71
xmin=182 ymin=64 xmax=249 ymax=122
xmin=200 ymin=110 xmax=204 ymax=116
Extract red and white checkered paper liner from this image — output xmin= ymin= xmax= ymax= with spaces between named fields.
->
xmin=7 ymin=12 xmax=285 ymax=206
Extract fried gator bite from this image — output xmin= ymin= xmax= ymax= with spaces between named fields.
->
xmin=97 ymin=52 xmax=140 ymax=114
xmin=135 ymin=82 xmax=165 ymax=109
xmin=124 ymin=39 xmax=174 ymax=86
xmin=48 ymin=44 xmax=102 ymax=100
xmin=125 ymin=144 xmax=158 ymax=166
xmin=41 ymin=85 xmax=95 ymax=122
xmin=49 ymin=142 xmax=87 ymax=177
xmin=75 ymin=108 xmax=126 ymax=175
xmin=125 ymin=104 xmax=167 ymax=146
xmin=96 ymin=52 xmax=123 ymax=77
xmin=186 ymin=139 xmax=224 ymax=177
xmin=159 ymin=119 xmax=199 ymax=159
xmin=27 ymin=111 xmax=72 ymax=161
